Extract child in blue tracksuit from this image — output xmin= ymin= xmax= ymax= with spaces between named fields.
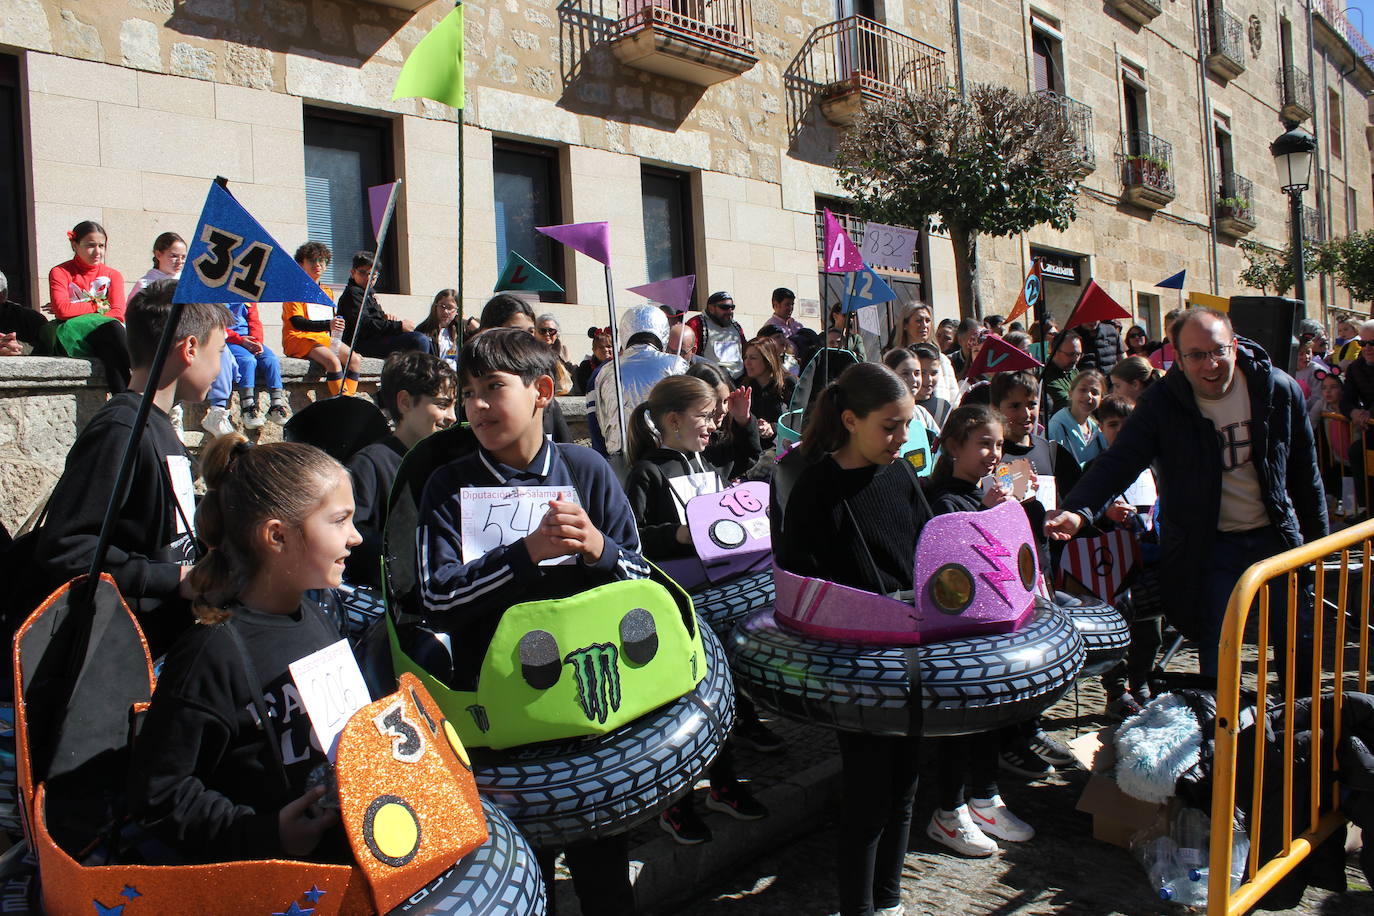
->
xmin=224 ymin=301 xmax=287 ymax=428
xmin=416 ymin=328 xmax=648 ymax=915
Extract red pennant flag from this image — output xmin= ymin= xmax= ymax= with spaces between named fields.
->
xmin=1061 ymin=529 xmax=1141 ymax=602
xmin=966 ymin=334 xmax=1042 ymax=377
xmin=822 ymin=208 xmax=864 ymax=272
xmin=1006 ymin=260 xmax=1043 ymax=325
xmin=1063 ymin=280 xmax=1131 ymax=329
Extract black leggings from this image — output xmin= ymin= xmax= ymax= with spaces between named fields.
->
xmin=935 ymin=733 xmax=1000 ymax=810
xmin=86 ymin=319 xmax=132 ymax=393
xmin=536 ymin=835 xmax=634 ymax=915
xmin=836 ymin=732 xmax=921 ymax=916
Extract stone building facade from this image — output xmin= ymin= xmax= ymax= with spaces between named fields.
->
xmin=0 ymin=0 xmax=1370 ymax=351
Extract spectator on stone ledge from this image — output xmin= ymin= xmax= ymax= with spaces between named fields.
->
xmin=0 ymin=271 xmax=47 ymax=356
xmin=337 ymin=250 xmax=432 ymax=359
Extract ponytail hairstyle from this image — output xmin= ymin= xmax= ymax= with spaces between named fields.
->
xmin=68 ymin=219 xmax=107 ymax=246
xmin=150 ymin=231 xmax=185 ymax=269
xmin=626 ymin=374 xmax=717 ymax=465
xmin=189 ymin=433 xmax=344 ymax=624
xmin=799 ymin=362 xmax=910 ymax=460
xmin=931 ymin=403 xmax=1004 ymax=482
xmin=1108 ymin=355 xmax=1160 ymax=390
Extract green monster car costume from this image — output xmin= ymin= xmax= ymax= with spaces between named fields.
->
xmin=390 ymin=571 xmax=707 ymax=750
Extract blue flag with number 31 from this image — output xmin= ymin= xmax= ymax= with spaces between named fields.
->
xmin=841 ymin=262 xmax=898 ymax=313
xmin=173 ymin=182 xmax=334 ymax=307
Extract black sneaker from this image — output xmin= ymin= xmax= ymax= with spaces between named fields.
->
xmin=1029 ymin=729 xmax=1076 ymax=769
xmin=659 ymin=802 xmax=712 ymax=845
xmin=732 ymin=718 xmax=785 ymax=754
xmin=705 ymin=782 xmax=768 ymax=821
xmin=999 ymin=742 xmax=1053 ymax=779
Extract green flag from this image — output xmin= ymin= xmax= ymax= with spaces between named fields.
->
xmin=393 ymin=5 xmax=465 ymax=109
xmin=495 ymin=251 xmax=563 ymax=293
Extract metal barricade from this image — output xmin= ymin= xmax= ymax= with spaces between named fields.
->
xmin=1209 ymin=518 xmax=1374 ymax=913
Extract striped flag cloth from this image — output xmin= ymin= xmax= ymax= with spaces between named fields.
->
xmin=1061 ymin=529 xmax=1141 ymax=602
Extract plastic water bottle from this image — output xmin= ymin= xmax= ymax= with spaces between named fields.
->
xmin=1172 ymin=807 xmax=1211 ymax=907
xmin=330 ymin=315 xmax=344 ymax=353
xmin=1139 ymin=835 xmax=1182 ymax=901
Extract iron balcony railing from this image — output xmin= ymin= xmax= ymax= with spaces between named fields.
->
xmin=616 ymin=0 xmax=756 ymax=55
xmin=801 ymin=15 xmax=946 ymax=99
xmin=1120 ymin=130 xmax=1175 ymax=196
xmin=1037 ymin=90 xmax=1095 ymax=171
xmin=1279 ymin=65 xmax=1315 ymax=119
xmin=1216 ymin=172 xmax=1255 ymax=223
xmin=1208 ymin=8 xmax=1247 ymax=73
xmin=1315 ymin=0 xmax=1374 ymax=63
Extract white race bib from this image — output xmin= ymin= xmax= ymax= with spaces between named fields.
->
xmin=669 ymin=471 xmax=722 ymax=523
xmin=167 ymin=455 xmax=196 ymax=535
xmin=289 ymin=639 xmax=371 ymax=761
xmin=460 ymin=486 xmax=583 ymax=566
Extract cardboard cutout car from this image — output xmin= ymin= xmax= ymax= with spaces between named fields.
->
xmin=12 ymin=575 xmax=493 ymax=916
xmin=657 ymin=481 xmax=772 ymax=591
xmin=774 ymin=501 xmax=1039 ymax=645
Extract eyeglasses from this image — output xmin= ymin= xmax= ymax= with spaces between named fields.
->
xmin=1180 ymin=344 xmax=1234 ymax=364
xmin=1359 ymin=339 xmax=1374 ymax=348
xmin=539 ymin=327 xmax=559 ymax=336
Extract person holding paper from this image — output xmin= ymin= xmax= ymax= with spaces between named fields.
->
xmin=1083 ymin=394 xmax=1163 ymax=720
xmin=416 ymin=328 xmax=648 ymax=914
xmin=623 ymin=375 xmax=773 ymax=845
xmin=130 ymin=434 xmax=358 ymax=863
xmin=1045 ymin=308 xmax=1326 ymax=681
xmin=988 ymin=370 xmax=1081 ymax=778
xmin=923 ymin=405 xmax=1037 ymax=858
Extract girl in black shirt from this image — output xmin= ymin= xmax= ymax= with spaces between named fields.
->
xmin=130 ymin=434 xmax=360 ymax=863
xmin=776 ymin=363 xmax=930 ymax=916
xmin=923 ymin=405 xmax=1037 ymax=859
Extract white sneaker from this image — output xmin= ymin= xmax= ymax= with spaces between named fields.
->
xmin=875 ymin=906 xmax=905 ymax=915
xmin=201 ymin=405 xmax=236 ymax=438
xmin=241 ymin=407 xmax=266 ymax=430
xmin=969 ymin=795 xmax=1035 ymax=842
xmin=926 ymin=806 xmax=997 ymax=857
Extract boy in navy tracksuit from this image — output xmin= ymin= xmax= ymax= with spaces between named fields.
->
xmin=415 ymin=328 xmax=646 ymax=915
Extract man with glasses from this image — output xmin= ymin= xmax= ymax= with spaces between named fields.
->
xmin=686 ymin=291 xmax=748 ymax=377
xmin=1046 ymin=308 xmax=1326 ymax=680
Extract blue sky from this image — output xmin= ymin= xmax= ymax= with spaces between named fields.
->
xmin=1339 ymin=0 xmax=1374 ymax=46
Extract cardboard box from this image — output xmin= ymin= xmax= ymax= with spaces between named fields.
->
xmin=1071 ymin=729 xmax=1169 ymax=849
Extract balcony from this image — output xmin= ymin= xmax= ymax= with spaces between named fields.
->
xmin=1279 ymin=65 xmax=1315 ymax=123
xmin=1106 ymin=0 xmax=1163 ymax=26
xmin=1119 ymin=131 xmax=1175 ymax=209
xmin=1215 ymin=173 xmax=1256 ymax=238
xmin=1206 ymin=8 xmax=1247 ymax=82
xmin=797 ymin=16 xmax=946 ymax=127
xmin=611 ymin=1 xmax=758 ymax=87
xmin=1038 ymin=90 xmax=1096 ymax=175
xmin=1303 ymin=204 xmax=1325 ymax=242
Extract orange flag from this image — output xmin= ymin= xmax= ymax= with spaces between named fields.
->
xmin=1006 ymin=260 xmax=1043 ymax=325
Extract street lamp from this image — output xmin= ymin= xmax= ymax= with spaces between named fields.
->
xmin=1270 ymin=125 xmax=1317 ymax=318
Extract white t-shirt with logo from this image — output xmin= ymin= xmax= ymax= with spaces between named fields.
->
xmin=1194 ymin=372 xmax=1269 ymax=532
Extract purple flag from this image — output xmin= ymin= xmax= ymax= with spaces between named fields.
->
xmin=368 ymin=181 xmax=399 ymax=242
xmin=537 ymin=221 xmax=612 ymax=267
xmin=822 ymin=208 xmax=864 ymax=272
xmin=628 ymin=274 xmax=695 ymax=313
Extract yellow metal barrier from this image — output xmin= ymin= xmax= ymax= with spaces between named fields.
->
xmin=1209 ymin=517 xmax=1374 ymax=914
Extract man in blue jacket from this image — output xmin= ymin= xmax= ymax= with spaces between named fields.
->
xmin=1046 ymin=308 xmax=1326 ymax=679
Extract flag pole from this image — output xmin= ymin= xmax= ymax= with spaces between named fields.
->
xmin=456 ymin=103 xmax=466 ymax=353
xmin=604 ymin=265 xmax=629 ymax=461
xmin=341 ymin=180 xmax=401 ymax=396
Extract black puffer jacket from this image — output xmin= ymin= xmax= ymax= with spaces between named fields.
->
xmin=1062 ymin=338 xmax=1327 ymax=639
xmin=1075 ymin=321 xmax=1123 ymax=374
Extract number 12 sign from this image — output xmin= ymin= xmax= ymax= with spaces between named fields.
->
xmin=174 ymin=180 xmax=335 ymax=306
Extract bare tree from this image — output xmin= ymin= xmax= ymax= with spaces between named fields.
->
xmin=836 ymin=84 xmax=1081 ymax=319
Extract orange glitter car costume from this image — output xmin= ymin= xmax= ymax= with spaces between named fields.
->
xmin=13 ymin=575 xmax=487 ymax=916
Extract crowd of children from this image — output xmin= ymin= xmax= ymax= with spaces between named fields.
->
xmin=16 ymin=258 xmax=1359 ymax=916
